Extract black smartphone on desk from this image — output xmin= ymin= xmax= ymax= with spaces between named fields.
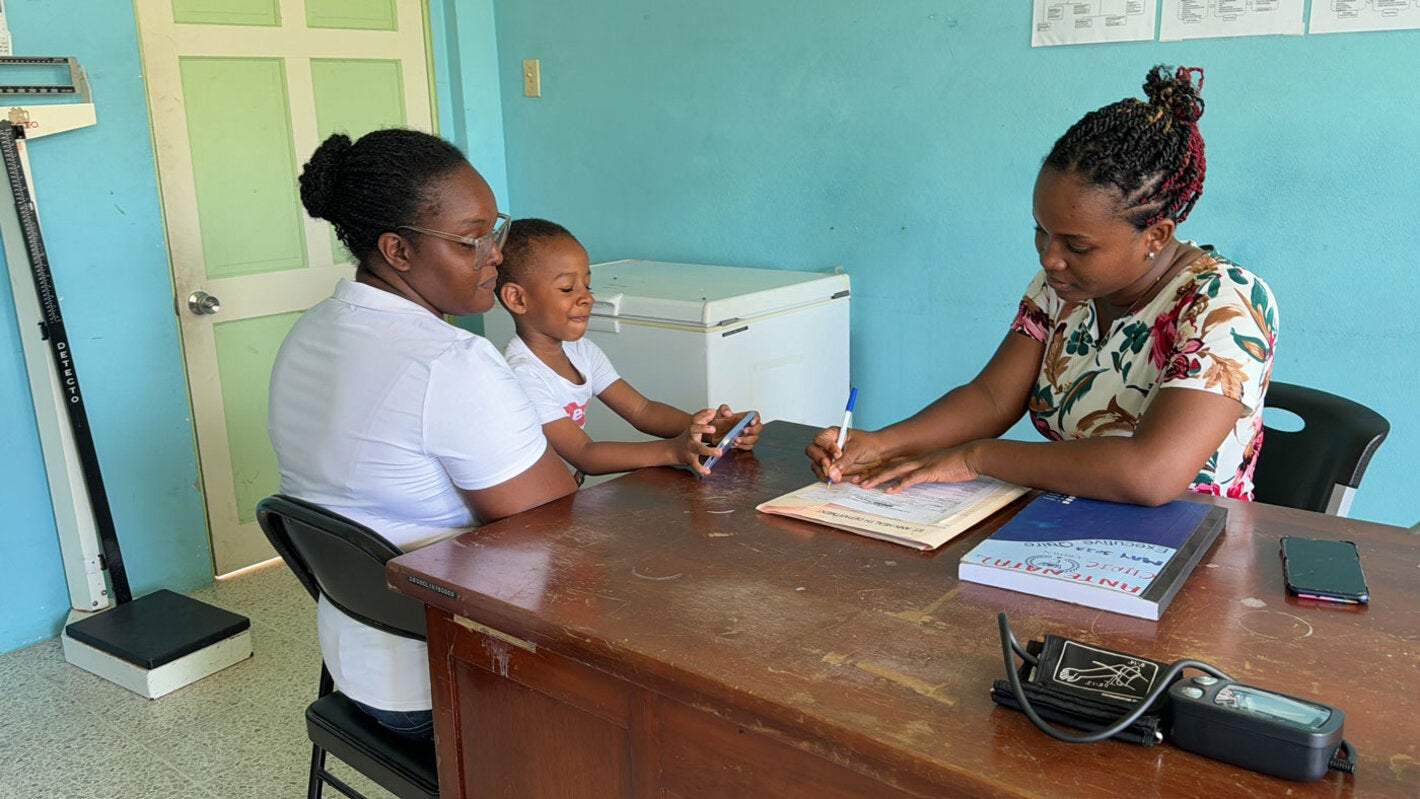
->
xmin=1279 ymin=536 xmax=1369 ymax=604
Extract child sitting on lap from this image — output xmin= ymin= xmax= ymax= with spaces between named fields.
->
xmin=496 ymin=218 xmax=762 ymax=477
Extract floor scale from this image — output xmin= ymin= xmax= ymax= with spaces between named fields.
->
xmin=0 ymin=56 xmax=252 ymax=698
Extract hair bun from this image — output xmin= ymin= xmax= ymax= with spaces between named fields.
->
xmin=298 ymin=133 xmax=354 ymax=220
xmin=1143 ymin=65 xmax=1205 ymax=124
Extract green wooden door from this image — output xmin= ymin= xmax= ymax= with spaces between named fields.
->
xmin=136 ymin=0 xmax=434 ymax=574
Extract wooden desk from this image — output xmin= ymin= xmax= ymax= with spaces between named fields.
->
xmin=390 ymin=422 xmax=1420 ymax=798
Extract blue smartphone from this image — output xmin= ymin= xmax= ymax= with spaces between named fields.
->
xmin=701 ymin=411 xmax=757 ymax=472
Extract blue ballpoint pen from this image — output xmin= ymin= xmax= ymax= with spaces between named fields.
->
xmin=828 ymin=387 xmax=857 ymax=485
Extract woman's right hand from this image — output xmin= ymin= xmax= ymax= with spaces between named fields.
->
xmin=806 ymin=427 xmax=888 ymax=484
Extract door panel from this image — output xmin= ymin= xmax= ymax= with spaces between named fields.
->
xmin=180 ymin=57 xmax=307 ymax=278
xmin=173 ymin=0 xmax=281 ymax=27
xmin=136 ymin=0 xmax=433 ymax=574
xmin=214 ymin=312 xmax=302 ymax=525
xmin=310 ymin=58 xmax=408 ymax=262
xmin=311 ymin=60 xmax=407 ymax=130
xmin=306 ymin=0 xmax=398 ymax=31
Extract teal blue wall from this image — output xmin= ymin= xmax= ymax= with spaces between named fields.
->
xmin=0 ymin=3 xmax=211 ymax=653
xmin=431 ymin=0 xmax=508 ymax=206
xmin=430 ymin=0 xmax=504 ymax=337
xmin=489 ymin=3 xmax=1419 ymax=526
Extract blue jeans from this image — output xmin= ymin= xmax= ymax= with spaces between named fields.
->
xmin=350 ymin=698 xmax=435 ymax=742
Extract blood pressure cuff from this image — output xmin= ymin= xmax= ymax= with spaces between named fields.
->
xmin=991 ymin=634 xmax=1175 ymax=747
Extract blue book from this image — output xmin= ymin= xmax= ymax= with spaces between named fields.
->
xmin=958 ymin=493 xmax=1228 ymax=621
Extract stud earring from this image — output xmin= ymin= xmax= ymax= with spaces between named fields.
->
xmin=1146 ymin=251 xmax=1157 ymax=261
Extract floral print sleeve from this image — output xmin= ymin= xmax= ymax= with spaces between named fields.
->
xmin=1008 ymin=250 xmax=1278 ymax=500
xmin=1010 ymin=271 xmax=1054 ymax=343
xmin=1154 ymin=261 xmax=1277 ymax=413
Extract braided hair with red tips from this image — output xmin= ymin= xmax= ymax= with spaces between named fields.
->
xmin=1044 ymin=65 xmax=1208 ymax=230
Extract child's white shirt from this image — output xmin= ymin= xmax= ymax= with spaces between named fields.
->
xmin=504 ymin=335 xmax=622 ymax=428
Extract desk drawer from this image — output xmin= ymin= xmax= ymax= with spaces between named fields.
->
xmin=659 ymin=698 xmax=920 ymax=799
xmin=428 ymin=610 xmax=938 ymax=799
xmin=445 ymin=613 xmax=632 ymax=727
xmin=437 ymin=613 xmax=639 ymax=797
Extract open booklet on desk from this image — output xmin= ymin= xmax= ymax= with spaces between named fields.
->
xmin=756 ymin=478 xmax=1029 ymax=550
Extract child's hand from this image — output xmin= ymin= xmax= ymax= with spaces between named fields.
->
xmin=677 ymin=408 xmax=721 ymax=475
xmin=710 ymin=405 xmax=762 ymax=451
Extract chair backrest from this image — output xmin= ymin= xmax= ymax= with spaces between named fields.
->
xmin=256 ymin=495 xmax=426 ymax=640
xmin=1252 ymin=382 xmax=1389 ymax=517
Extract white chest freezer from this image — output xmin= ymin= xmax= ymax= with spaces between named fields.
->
xmin=482 ymin=259 xmax=851 ymax=451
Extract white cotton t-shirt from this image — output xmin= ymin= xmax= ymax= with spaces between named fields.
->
xmin=503 ymin=335 xmax=621 ymax=427
xmin=268 ymin=279 xmax=547 ymax=711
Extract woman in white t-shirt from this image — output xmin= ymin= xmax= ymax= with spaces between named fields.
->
xmin=268 ymin=129 xmax=576 ymax=741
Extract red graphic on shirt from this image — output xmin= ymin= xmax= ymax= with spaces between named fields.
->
xmin=565 ymin=401 xmax=587 ymax=428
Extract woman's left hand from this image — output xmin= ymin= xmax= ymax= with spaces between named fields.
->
xmin=857 ymin=444 xmax=981 ymax=493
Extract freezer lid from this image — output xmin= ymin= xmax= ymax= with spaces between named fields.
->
xmin=588 ymin=260 xmax=850 ymax=328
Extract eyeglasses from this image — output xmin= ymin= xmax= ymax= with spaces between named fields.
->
xmin=398 ymin=212 xmax=511 ymax=266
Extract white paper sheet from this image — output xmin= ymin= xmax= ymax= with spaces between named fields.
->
xmin=1159 ymin=0 xmax=1305 ymax=40
xmin=1309 ymin=0 xmax=1420 ymax=34
xmin=798 ymin=480 xmax=1009 ymax=526
xmin=1032 ymin=0 xmax=1158 ymax=47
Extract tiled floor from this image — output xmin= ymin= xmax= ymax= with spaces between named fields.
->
xmin=0 ymin=563 xmax=392 ymax=798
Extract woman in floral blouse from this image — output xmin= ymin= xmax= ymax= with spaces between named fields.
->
xmin=809 ymin=65 xmax=1278 ymax=505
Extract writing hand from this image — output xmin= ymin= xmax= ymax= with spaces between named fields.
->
xmin=806 ymin=427 xmax=885 ymax=484
xmin=858 ymin=445 xmax=980 ymax=493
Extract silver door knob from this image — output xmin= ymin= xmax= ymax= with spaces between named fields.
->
xmin=187 ymin=291 xmax=221 ymax=316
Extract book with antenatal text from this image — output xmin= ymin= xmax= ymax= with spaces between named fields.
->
xmin=958 ymin=493 xmax=1227 ymax=621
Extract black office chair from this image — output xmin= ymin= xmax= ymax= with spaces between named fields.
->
xmin=255 ymin=495 xmax=439 ymax=799
xmin=1252 ymin=382 xmax=1389 ymax=517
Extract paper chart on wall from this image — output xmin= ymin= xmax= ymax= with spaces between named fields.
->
xmin=1309 ymin=0 xmax=1420 ymax=34
xmin=1159 ymin=0 xmax=1305 ymax=40
xmin=1032 ymin=0 xmax=1158 ymax=47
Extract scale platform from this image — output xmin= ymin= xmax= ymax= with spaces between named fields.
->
xmin=61 ymin=590 xmax=252 ymax=699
